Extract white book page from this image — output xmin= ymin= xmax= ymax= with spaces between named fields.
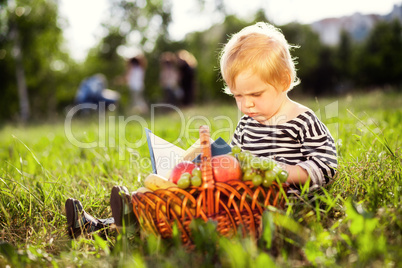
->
xmin=147 ymin=131 xmax=185 ymax=179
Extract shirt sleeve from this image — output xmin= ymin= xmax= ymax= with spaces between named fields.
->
xmin=296 ymin=113 xmax=338 ymax=187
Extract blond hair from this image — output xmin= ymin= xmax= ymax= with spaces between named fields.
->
xmin=220 ymin=22 xmax=300 ymax=93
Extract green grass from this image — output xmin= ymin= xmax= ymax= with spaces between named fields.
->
xmin=0 ymin=90 xmax=401 ymax=267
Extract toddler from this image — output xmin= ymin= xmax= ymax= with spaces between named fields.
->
xmin=220 ymin=22 xmax=337 ymax=194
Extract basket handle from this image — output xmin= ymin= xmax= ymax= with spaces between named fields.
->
xmin=199 ymin=125 xmax=215 ymax=216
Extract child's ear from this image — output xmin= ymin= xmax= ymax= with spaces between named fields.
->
xmin=280 ymin=72 xmax=291 ymax=92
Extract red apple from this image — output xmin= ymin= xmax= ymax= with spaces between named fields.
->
xmin=211 ymin=154 xmax=242 ymax=182
xmin=169 ymin=161 xmax=196 ymax=184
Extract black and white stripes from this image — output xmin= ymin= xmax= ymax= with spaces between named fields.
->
xmin=231 ymin=111 xmax=337 ymax=192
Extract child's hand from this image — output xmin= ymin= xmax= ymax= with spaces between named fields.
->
xmin=280 ymin=164 xmax=309 ymax=185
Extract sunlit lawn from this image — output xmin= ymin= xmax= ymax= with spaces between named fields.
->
xmin=0 ymin=89 xmax=401 ymax=267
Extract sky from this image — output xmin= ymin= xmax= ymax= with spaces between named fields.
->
xmin=59 ymin=0 xmax=402 ymax=61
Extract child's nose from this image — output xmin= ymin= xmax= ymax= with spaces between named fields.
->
xmin=244 ymin=98 xmax=254 ymax=108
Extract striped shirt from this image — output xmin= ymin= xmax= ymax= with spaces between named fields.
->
xmin=231 ymin=110 xmax=338 ymax=193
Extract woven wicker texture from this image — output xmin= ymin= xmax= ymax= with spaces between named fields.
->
xmin=131 ymin=126 xmax=287 ymax=244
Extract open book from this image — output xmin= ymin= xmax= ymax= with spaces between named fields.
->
xmin=145 ymin=128 xmax=232 ymax=179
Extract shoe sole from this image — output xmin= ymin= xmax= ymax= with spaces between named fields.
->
xmin=65 ymin=198 xmax=76 ymax=236
xmin=110 ymin=186 xmax=124 ymax=227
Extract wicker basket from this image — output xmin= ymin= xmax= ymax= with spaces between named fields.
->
xmin=131 ymin=125 xmax=287 ymax=244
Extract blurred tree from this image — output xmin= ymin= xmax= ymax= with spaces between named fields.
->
xmin=311 ymin=47 xmax=337 ymax=95
xmin=9 ymin=9 xmax=29 ymax=121
xmin=358 ymin=19 xmax=402 ymax=88
xmin=334 ymin=30 xmax=354 ymax=93
xmin=183 ymin=16 xmax=335 ymax=100
xmin=108 ymin=0 xmax=173 ymax=45
xmin=280 ymin=23 xmax=328 ymax=95
xmin=2 ymin=0 xmax=400 ymax=122
xmin=185 ymin=15 xmax=249 ymax=102
xmin=79 ymin=0 xmax=176 ymax=108
xmin=0 ymin=0 xmax=75 ymax=121
xmin=83 ymin=29 xmax=126 ymax=81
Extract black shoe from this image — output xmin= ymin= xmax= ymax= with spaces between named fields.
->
xmin=65 ymin=198 xmax=106 ymax=238
xmin=110 ymin=186 xmax=137 ymax=233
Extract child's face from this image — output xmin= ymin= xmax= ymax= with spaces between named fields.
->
xmin=230 ymin=70 xmax=287 ymax=124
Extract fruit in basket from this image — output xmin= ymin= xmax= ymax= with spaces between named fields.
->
xmin=177 ymin=172 xmax=191 ymax=189
xmin=277 ymin=170 xmax=289 ymax=183
xmin=190 ymin=174 xmax=202 ymax=187
xmin=243 ymin=169 xmax=255 ymax=181
xmin=237 ymin=150 xmax=252 ymax=163
xmin=144 ymin=174 xmax=177 ymax=191
xmin=211 ymin=154 xmax=242 ymax=182
xmin=264 ymin=169 xmax=277 ymax=181
xmin=233 ymin=149 xmax=289 ymax=186
xmin=190 ymin=167 xmax=203 ymax=187
xmin=263 ymin=169 xmax=277 ymax=187
xmin=169 ymin=161 xmax=196 ymax=184
xmin=231 ymin=145 xmax=242 ymax=154
xmin=252 ymin=174 xmax=263 ymax=186
xmin=191 ymin=167 xmax=202 ymax=178
xmin=250 ymin=157 xmax=262 ymax=169
xmin=262 ymin=177 xmax=273 ymax=187
xmin=135 ymin=186 xmax=152 ymax=193
xmin=260 ymin=158 xmax=275 ymax=171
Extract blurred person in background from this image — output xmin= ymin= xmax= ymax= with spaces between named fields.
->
xmin=177 ymin=50 xmax=197 ymax=107
xmin=126 ymin=55 xmax=148 ymax=114
xmin=159 ymin=52 xmax=183 ymax=106
xmin=74 ymin=73 xmax=120 ymax=112
xmin=74 ymin=73 xmax=120 ymax=109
